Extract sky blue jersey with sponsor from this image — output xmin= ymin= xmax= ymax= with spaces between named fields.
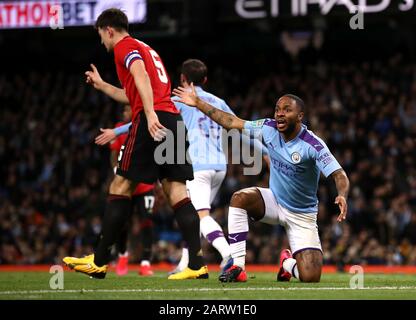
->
xmin=244 ymin=119 xmax=342 ymax=213
xmin=172 ymin=86 xmax=234 ymax=172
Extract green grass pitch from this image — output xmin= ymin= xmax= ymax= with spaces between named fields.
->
xmin=0 ymin=271 xmax=415 ymax=300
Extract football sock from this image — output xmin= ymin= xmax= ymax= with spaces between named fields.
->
xmin=200 ymin=215 xmax=231 ymax=259
xmin=177 ymin=246 xmax=189 ymax=270
xmin=140 ymin=214 xmax=153 ymax=261
xmin=283 ymin=258 xmax=299 ymax=279
xmin=173 ymin=198 xmax=204 ymax=270
xmin=94 ymin=195 xmax=131 ymax=267
xmin=228 ymin=207 xmax=249 ymax=269
xmin=116 ymin=225 xmax=128 ymax=255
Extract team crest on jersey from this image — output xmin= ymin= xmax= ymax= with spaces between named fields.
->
xmin=291 ymin=152 xmax=301 ymax=164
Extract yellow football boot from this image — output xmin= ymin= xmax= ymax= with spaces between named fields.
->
xmin=63 ymin=254 xmax=94 ymax=269
xmin=168 ymin=266 xmax=209 ymax=280
xmin=63 ymin=254 xmax=107 ymax=279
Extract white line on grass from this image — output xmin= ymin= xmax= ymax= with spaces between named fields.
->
xmin=1 ymin=286 xmax=416 ymax=295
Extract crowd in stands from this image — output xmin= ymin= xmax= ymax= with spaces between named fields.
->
xmin=1 ymin=54 xmax=416 ymax=268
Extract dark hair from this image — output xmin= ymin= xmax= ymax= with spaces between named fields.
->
xmin=181 ymin=59 xmax=208 ymax=86
xmin=283 ymin=94 xmax=305 ymax=112
xmin=95 ymin=8 xmax=128 ymax=32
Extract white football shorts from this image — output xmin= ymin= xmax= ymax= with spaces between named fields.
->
xmin=186 ymin=170 xmax=226 ymax=211
xmin=256 ymin=187 xmax=322 ymax=256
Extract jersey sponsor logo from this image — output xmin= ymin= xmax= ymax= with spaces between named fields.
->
xmin=291 ymin=151 xmax=301 ymax=164
xmin=270 ymin=157 xmax=305 ymax=177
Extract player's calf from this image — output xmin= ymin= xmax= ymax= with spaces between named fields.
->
xmin=295 ymin=249 xmax=323 ymax=283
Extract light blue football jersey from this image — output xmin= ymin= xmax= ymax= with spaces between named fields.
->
xmin=244 ymin=119 xmax=342 ymax=213
xmin=172 ymin=86 xmax=236 ymax=172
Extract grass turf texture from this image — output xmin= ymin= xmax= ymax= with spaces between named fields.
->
xmin=0 ymin=271 xmax=415 ymax=300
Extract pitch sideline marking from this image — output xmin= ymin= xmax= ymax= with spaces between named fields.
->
xmin=1 ymin=286 xmax=416 ymax=295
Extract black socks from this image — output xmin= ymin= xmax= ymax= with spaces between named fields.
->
xmin=173 ymin=198 xmax=204 ymax=270
xmin=94 ymin=195 xmax=131 ymax=267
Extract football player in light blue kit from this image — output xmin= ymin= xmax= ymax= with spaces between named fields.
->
xmin=96 ymin=59 xmax=268 ymax=275
xmin=172 ymin=86 xmax=350 ymax=283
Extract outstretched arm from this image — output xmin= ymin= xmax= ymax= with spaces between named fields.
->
xmin=95 ymin=123 xmax=131 ymax=145
xmin=173 ymin=84 xmax=246 ymax=130
xmin=85 ymin=64 xmax=129 ymax=104
xmin=330 ymin=169 xmax=350 ymax=222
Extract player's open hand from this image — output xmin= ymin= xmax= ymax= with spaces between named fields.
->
xmin=172 ymin=83 xmax=199 ymax=107
xmin=146 ymin=111 xmax=167 ymax=141
xmin=95 ymin=128 xmax=116 ymax=145
xmin=335 ymin=195 xmax=347 ymax=222
xmin=85 ymin=64 xmax=104 ymax=90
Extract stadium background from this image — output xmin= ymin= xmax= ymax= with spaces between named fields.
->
xmin=1 ymin=0 xmax=416 ymax=272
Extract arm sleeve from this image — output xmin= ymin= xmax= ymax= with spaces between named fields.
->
xmin=314 ymin=141 xmax=342 ymax=177
xmin=243 ymin=119 xmax=266 ymax=131
xmin=114 ymin=122 xmax=132 ymax=136
xmin=115 ymin=42 xmax=143 ymax=71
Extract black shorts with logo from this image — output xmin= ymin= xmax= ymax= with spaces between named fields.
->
xmin=116 ymin=110 xmax=194 ymax=184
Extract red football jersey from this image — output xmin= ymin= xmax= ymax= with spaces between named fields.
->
xmin=110 ymin=122 xmax=154 ymax=196
xmin=113 ymin=36 xmax=179 ymax=121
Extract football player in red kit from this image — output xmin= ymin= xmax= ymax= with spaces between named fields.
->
xmin=64 ymin=8 xmax=206 ymax=280
xmin=109 ymin=105 xmax=155 ymax=276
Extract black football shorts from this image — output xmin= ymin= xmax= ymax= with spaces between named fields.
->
xmin=116 ymin=110 xmax=194 ymax=184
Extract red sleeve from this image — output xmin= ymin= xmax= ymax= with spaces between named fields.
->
xmin=114 ymin=39 xmax=144 ymax=71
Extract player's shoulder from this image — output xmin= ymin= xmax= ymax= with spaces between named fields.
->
xmin=297 ymin=126 xmax=326 ymax=153
xmin=115 ymin=36 xmax=145 ymax=53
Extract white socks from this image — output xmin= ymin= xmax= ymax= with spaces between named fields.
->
xmin=200 ymin=216 xmax=231 ymax=259
xmin=283 ymin=258 xmax=299 ymax=279
xmin=227 ymin=207 xmax=249 ymax=269
xmin=176 ymin=247 xmax=189 ymax=271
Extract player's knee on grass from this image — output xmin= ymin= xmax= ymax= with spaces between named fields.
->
xmin=109 ymin=175 xmax=136 ymax=196
xmin=230 ymin=188 xmax=265 ymax=221
xmin=295 ymin=250 xmax=323 ymax=283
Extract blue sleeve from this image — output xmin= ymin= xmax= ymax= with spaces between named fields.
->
xmin=243 ymin=119 xmax=266 ymax=131
xmin=314 ymin=141 xmax=342 ymax=177
xmin=114 ymin=122 xmax=131 ymax=136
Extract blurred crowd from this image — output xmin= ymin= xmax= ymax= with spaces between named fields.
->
xmin=1 ymin=54 xmax=416 ymax=268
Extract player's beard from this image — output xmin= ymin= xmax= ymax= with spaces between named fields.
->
xmin=278 ymin=120 xmax=296 ymax=134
